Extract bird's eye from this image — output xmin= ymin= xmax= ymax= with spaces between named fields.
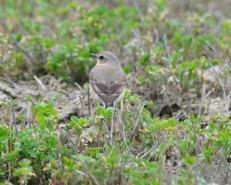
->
xmin=99 ymin=55 xmax=104 ymax=60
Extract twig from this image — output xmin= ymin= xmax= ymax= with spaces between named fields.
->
xmin=214 ymin=144 xmax=223 ymax=155
xmin=199 ymin=82 xmax=206 ymax=116
xmin=110 ymin=104 xmax=116 ymax=145
xmin=7 ymin=162 xmax=11 ymax=182
xmin=26 ymin=102 xmax=32 ymax=128
xmin=87 ymin=86 xmax=91 ymax=116
xmin=79 ymin=96 xmax=85 ymax=117
xmin=7 ymin=98 xmax=17 ymax=181
xmin=129 ymin=103 xmax=144 ymax=140
xmin=7 ymin=101 xmax=13 ymax=181
xmin=80 ymin=162 xmax=100 ymax=185
xmin=204 ymin=88 xmax=215 ymax=99
xmin=140 ymin=135 xmax=164 ymax=159
xmin=163 ymin=35 xmax=171 ymax=67
xmin=9 ymin=99 xmax=18 ymax=137
xmin=33 ymin=75 xmax=47 ymax=91
xmin=213 ymin=69 xmax=226 ymax=98
xmin=118 ymin=109 xmax=128 ymax=148
xmin=103 ymin=121 xmax=112 ymax=146
xmin=153 ymin=27 xmax=159 ymax=44
xmin=75 ymin=169 xmax=87 ymax=177
xmin=74 ymin=82 xmax=84 ymax=91
xmin=117 ymin=147 xmax=125 ymax=185
xmin=225 ymin=90 xmax=231 ymax=113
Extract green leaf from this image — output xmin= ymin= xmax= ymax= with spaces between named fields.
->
xmin=0 ymin=126 xmax=9 ymax=140
xmin=138 ymin=54 xmax=150 ymax=65
xmin=183 ymin=154 xmax=197 ymax=166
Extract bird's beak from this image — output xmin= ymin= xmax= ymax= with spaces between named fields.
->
xmin=90 ymin=53 xmax=98 ymax=58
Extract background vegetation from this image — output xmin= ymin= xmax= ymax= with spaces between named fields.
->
xmin=0 ymin=0 xmax=230 ymax=184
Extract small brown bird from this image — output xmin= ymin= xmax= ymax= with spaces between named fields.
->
xmin=89 ymin=51 xmax=127 ymax=108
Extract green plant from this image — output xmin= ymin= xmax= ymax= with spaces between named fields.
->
xmin=13 ymin=159 xmax=36 ymax=185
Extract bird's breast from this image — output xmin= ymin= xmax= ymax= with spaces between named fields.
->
xmin=90 ymin=65 xmax=125 ymax=84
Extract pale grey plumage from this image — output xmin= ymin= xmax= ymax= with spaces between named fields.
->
xmin=89 ymin=51 xmax=126 ymax=107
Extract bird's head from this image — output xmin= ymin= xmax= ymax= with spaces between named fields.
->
xmin=91 ymin=51 xmax=120 ymax=66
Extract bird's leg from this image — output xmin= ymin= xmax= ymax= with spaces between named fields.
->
xmin=103 ymin=120 xmax=111 ymax=145
xmin=101 ymin=104 xmax=112 ymax=145
xmin=110 ymin=103 xmax=116 ymax=144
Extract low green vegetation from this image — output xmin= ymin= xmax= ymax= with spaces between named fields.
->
xmin=0 ymin=96 xmax=230 ymax=184
xmin=0 ymin=0 xmax=230 ymax=184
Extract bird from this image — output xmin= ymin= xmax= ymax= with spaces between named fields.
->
xmin=89 ymin=51 xmax=127 ymax=108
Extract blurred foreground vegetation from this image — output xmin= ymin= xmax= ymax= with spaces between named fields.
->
xmin=0 ymin=0 xmax=230 ymax=184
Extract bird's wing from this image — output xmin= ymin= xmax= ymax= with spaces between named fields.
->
xmin=109 ymin=81 xmax=126 ymax=95
xmin=90 ymin=80 xmax=126 ymax=107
